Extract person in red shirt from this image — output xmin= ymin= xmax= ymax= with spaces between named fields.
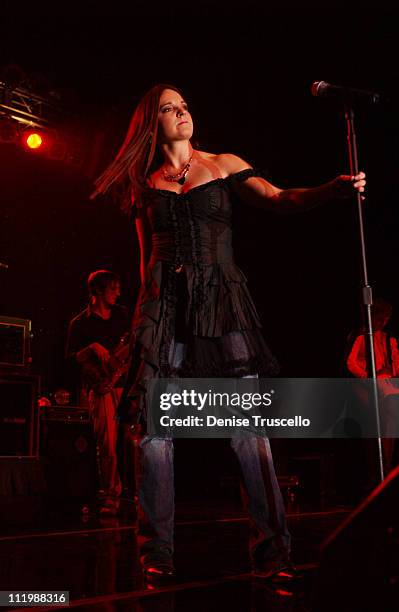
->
xmin=347 ymin=298 xmax=399 ymax=474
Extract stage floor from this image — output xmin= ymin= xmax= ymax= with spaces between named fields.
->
xmin=0 ymin=498 xmax=352 ymax=612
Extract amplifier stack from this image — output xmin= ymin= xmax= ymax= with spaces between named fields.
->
xmin=0 ymin=315 xmax=39 ymax=458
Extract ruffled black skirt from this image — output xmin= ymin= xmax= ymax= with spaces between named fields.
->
xmin=117 ymin=261 xmax=279 ymax=424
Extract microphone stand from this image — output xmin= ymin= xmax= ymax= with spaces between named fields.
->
xmin=344 ymin=105 xmax=384 ymax=483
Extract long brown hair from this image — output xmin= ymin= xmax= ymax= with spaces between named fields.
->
xmin=91 ymin=83 xmax=184 ymax=211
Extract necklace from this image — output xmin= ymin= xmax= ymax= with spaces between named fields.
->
xmin=162 ymin=154 xmax=193 ymax=185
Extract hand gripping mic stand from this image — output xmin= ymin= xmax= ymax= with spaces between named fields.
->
xmin=345 ymin=105 xmax=384 ymax=483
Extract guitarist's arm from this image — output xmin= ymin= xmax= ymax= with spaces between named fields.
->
xmin=390 ymin=337 xmax=399 ymax=378
xmin=347 ymin=335 xmax=368 ymax=379
xmin=66 ymin=318 xmax=109 ymax=368
xmin=77 ymin=343 xmax=110 ymax=367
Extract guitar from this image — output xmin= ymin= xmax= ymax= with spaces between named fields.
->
xmin=80 ymin=332 xmax=130 ymax=395
xmin=376 ymin=369 xmax=399 ymax=397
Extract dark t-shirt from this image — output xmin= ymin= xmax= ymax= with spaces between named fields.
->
xmin=65 ymin=304 xmax=130 ymax=390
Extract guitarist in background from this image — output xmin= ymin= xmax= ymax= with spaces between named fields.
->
xmin=66 ymin=270 xmax=130 ymax=515
xmin=346 ymin=297 xmax=399 ymax=476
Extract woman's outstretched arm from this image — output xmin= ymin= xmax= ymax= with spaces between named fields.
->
xmin=219 ymin=154 xmax=366 ymax=212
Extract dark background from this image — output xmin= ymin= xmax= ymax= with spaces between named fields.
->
xmin=1 ymin=3 xmax=399 ymax=395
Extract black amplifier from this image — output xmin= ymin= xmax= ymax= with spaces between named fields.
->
xmin=0 ymin=316 xmax=31 ymax=370
xmin=41 ymin=406 xmax=90 ymax=423
xmin=40 ymin=406 xmax=97 ymax=503
xmin=0 ymin=372 xmax=40 ymax=457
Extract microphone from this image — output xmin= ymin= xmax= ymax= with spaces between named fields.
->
xmin=311 ymin=81 xmax=381 ymax=104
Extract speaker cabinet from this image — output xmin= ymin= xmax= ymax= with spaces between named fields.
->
xmin=0 ymin=372 xmax=40 ymax=457
xmin=0 ymin=316 xmax=31 ymax=369
xmin=40 ymin=408 xmax=98 ymax=504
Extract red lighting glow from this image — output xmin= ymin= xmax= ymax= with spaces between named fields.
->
xmin=26 ymin=132 xmax=43 ymax=149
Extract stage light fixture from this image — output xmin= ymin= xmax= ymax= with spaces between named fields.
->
xmin=21 ymin=127 xmax=49 ymax=152
xmin=26 ymin=132 xmax=43 ymax=149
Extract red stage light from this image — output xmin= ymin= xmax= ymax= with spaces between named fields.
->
xmin=25 ymin=132 xmax=43 ymax=149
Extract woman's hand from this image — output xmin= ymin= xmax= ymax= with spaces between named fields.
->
xmin=329 ymin=172 xmax=366 ymax=200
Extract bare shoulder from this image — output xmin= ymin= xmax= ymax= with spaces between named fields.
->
xmin=214 ymin=153 xmax=252 ymax=177
xmin=196 ymin=151 xmax=252 ymax=178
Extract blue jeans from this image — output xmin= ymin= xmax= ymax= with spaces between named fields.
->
xmin=137 ymin=340 xmax=291 ymax=567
